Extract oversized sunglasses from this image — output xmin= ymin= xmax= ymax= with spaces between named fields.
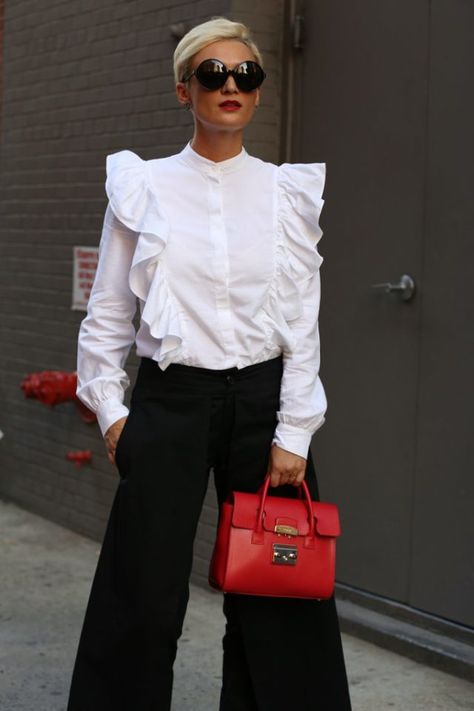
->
xmin=181 ymin=58 xmax=266 ymax=92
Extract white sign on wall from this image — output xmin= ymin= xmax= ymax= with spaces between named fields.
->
xmin=72 ymin=246 xmax=99 ymax=311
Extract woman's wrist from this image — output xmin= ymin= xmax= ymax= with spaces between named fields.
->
xmin=96 ymin=398 xmax=130 ymax=437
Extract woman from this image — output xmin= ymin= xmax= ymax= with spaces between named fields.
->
xmin=67 ymin=16 xmax=352 ymax=711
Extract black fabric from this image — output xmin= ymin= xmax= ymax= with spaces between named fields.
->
xmin=66 ymin=354 xmax=352 ymax=711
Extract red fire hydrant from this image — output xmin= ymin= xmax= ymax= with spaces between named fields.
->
xmin=20 ymin=370 xmax=96 ymax=424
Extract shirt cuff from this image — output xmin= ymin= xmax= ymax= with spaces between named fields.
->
xmin=95 ymin=398 xmax=130 ymax=437
xmin=272 ymin=422 xmax=318 ymax=460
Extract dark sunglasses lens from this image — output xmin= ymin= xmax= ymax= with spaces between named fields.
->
xmin=195 ymin=59 xmax=227 ymax=89
xmin=234 ymin=61 xmax=265 ymax=91
xmin=194 ymin=59 xmax=266 ymax=91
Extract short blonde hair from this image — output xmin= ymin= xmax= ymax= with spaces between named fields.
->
xmin=173 ymin=17 xmax=263 ymax=84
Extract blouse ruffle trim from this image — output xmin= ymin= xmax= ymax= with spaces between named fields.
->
xmin=105 ymin=150 xmax=183 ymax=364
xmin=260 ymin=162 xmax=326 ymax=354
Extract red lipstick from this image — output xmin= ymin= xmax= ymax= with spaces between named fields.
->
xmin=219 ymin=100 xmax=241 ymax=111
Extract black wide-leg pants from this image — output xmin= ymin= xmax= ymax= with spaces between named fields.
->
xmin=67 ymin=354 xmax=352 ymax=711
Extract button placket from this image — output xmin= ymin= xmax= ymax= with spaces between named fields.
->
xmin=208 ymin=168 xmax=236 ymax=367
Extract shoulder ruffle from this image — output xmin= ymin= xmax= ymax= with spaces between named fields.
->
xmin=277 ymin=162 xmax=325 ymax=316
xmin=105 ymin=150 xmax=183 ymax=363
xmin=258 ymin=162 xmax=326 ymax=354
xmin=277 ymin=162 xmax=325 ymax=285
xmin=278 ymin=162 xmax=325 ymax=317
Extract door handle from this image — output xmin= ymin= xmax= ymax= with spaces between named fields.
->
xmin=370 ymin=274 xmax=416 ymax=302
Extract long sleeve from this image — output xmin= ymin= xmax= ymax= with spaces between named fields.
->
xmin=76 ymin=204 xmax=138 ymax=436
xmin=271 ymin=267 xmax=327 ymax=459
xmin=271 ymin=161 xmax=327 ymax=459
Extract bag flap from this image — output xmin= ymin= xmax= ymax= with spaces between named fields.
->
xmin=231 ymin=492 xmax=262 ymax=529
xmin=231 ymin=492 xmax=341 ymax=538
xmin=313 ymin=502 xmax=341 ymax=537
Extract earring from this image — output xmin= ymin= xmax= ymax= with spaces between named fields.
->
xmin=184 ymin=102 xmax=192 ymax=111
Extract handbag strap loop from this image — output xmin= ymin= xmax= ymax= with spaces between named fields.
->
xmin=254 ymin=475 xmax=315 ymax=539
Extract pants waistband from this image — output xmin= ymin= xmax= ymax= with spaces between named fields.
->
xmin=138 ymin=353 xmax=283 ymax=385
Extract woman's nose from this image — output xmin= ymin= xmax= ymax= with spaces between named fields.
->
xmin=221 ymin=74 xmax=239 ymax=92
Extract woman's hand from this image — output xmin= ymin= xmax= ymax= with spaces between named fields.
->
xmin=104 ymin=416 xmax=128 ymax=466
xmin=267 ymin=443 xmax=307 ymax=487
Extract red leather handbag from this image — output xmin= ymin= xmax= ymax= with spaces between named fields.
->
xmin=209 ymin=474 xmax=341 ymax=600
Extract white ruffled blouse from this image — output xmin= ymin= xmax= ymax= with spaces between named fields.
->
xmin=76 ymin=140 xmax=327 ymax=459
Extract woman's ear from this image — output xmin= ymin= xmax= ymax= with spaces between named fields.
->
xmin=175 ymin=82 xmax=191 ymax=108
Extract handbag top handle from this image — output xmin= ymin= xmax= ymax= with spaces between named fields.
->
xmin=254 ymin=475 xmax=315 ymax=539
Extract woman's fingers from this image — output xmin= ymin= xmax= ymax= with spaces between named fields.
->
xmin=268 ymin=444 xmax=307 ymax=487
xmin=294 ymin=469 xmax=306 ymax=486
xmin=270 ymin=470 xmax=304 ymax=487
xmin=104 ymin=416 xmax=128 ymax=467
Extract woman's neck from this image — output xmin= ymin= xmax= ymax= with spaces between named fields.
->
xmin=190 ymin=129 xmax=244 ymax=163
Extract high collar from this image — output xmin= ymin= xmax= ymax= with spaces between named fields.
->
xmin=179 ymin=140 xmax=248 ymax=174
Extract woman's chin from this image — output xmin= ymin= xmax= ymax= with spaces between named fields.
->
xmin=197 ymin=114 xmax=252 ymax=134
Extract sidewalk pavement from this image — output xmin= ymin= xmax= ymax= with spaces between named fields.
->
xmin=0 ymin=498 xmax=472 ymax=711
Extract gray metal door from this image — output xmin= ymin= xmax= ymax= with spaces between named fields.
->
xmin=292 ymin=0 xmax=473 ymax=625
xmin=409 ymin=1 xmax=474 ymax=627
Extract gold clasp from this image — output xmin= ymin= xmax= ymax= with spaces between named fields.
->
xmin=272 ymin=543 xmax=298 ymax=565
xmin=274 ymin=524 xmax=298 ymax=537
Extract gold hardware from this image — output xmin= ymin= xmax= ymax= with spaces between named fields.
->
xmin=272 ymin=543 xmax=298 ymax=566
xmin=274 ymin=524 xmax=298 ymax=537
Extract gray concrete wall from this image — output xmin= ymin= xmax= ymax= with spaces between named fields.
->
xmin=0 ymin=0 xmax=284 ymax=585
